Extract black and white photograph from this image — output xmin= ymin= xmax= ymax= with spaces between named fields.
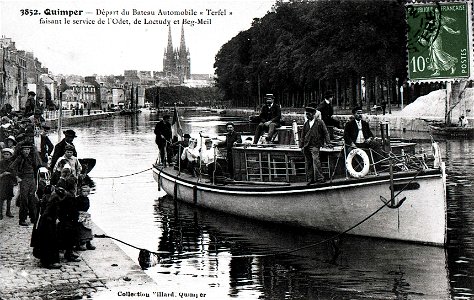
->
xmin=0 ymin=0 xmax=473 ymax=299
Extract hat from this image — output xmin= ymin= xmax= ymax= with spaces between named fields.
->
xmin=42 ymin=125 xmax=51 ymax=131
xmin=28 ymin=91 xmax=36 ymax=96
xmin=351 ymin=106 xmax=363 ymax=114
xmin=64 ymin=144 xmax=75 ymax=151
xmin=204 ymin=138 xmax=212 ymax=144
xmin=264 ymin=93 xmax=274 ymax=99
xmin=5 ymin=135 xmax=17 ymax=145
xmin=1 ymin=123 xmax=11 ymax=128
xmin=1 ymin=148 xmax=14 ymax=155
xmin=324 ymin=91 xmax=334 ymax=99
xmin=305 ymin=102 xmax=318 ymax=113
xmin=63 ymin=129 xmax=77 ymax=137
xmin=1 ymin=116 xmax=10 ymax=123
xmin=20 ymin=142 xmax=33 ymax=149
xmin=34 ymin=110 xmax=42 ymax=115
xmin=183 ymin=133 xmax=191 ymax=138
xmin=163 ymin=114 xmax=171 ymax=120
xmin=63 ymin=163 xmax=71 ymax=169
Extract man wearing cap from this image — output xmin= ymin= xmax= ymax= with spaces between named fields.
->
xmin=318 ymin=91 xmax=340 ymax=128
xmin=299 ymin=103 xmax=331 ymax=185
xmin=253 ymin=94 xmax=281 ymax=144
xmin=217 ymin=122 xmax=242 ymax=179
xmin=154 ymin=115 xmax=173 ymax=166
xmin=9 ymin=142 xmax=42 ymax=226
xmin=343 ymin=106 xmax=374 ymax=149
xmin=24 ymin=91 xmax=37 ymax=117
xmin=50 ymin=129 xmax=78 ymax=171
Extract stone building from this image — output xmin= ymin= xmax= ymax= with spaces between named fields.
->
xmin=0 ymin=37 xmax=50 ymax=111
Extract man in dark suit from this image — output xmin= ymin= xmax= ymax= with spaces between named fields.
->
xmin=343 ymin=106 xmax=374 ymax=149
xmin=253 ymin=94 xmax=281 ymax=144
xmin=318 ymin=91 xmax=340 ymax=128
xmin=299 ymin=104 xmax=331 ymax=185
xmin=154 ymin=115 xmax=172 ymax=166
xmin=217 ymin=122 xmax=242 ymax=179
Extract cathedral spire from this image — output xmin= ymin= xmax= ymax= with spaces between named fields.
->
xmin=179 ymin=24 xmax=186 ymax=53
xmin=167 ymin=26 xmax=173 ymax=53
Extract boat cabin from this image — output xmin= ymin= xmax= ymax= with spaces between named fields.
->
xmin=230 ymin=124 xmax=421 ymax=183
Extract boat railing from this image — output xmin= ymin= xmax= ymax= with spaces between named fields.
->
xmin=232 ymin=141 xmax=433 ymax=184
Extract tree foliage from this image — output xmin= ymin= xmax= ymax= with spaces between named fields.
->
xmin=214 ymin=0 xmax=407 ymax=108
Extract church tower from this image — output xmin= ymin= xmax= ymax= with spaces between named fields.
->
xmin=162 ymin=25 xmax=191 ymax=83
xmin=177 ymin=25 xmax=191 ymax=81
xmin=163 ymin=26 xmax=176 ymax=77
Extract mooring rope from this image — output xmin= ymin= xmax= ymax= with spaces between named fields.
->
xmin=92 ymin=167 xmax=152 ymax=179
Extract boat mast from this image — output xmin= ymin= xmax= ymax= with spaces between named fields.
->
xmin=58 ymin=91 xmax=63 ymax=143
xmin=445 ymin=81 xmax=452 ymax=125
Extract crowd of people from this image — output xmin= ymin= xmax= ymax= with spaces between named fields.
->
xmin=155 ymin=92 xmax=377 ymax=186
xmin=0 ymin=94 xmax=95 ymax=270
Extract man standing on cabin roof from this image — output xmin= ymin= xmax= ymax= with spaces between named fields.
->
xmin=217 ymin=122 xmax=242 ymax=180
xmin=154 ymin=115 xmax=173 ymax=167
xmin=253 ymin=94 xmax=281 ymax=144
xmin=50 ymin=129 xmax=78 ymax=171
xmin=343 ymin=106 xmax=374 ymax=149
xmin=318 ymin=91 xmax=340 ymax=128
xmin=299 ymin=103 xmax=331 ymax=185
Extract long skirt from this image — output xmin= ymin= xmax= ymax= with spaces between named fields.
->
xmin=31 ymin=215 xmax=60 ymax=265
xmin=77 ymin=211 xmax=93 ymax=244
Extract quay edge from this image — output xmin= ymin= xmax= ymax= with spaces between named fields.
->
xmin=0 ymin=216 xmax=157 ymax=299
xmin=45 ymin=111 xmax=117 ymax=128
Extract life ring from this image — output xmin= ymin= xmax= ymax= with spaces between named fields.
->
xmin=346 ymin=148 xmax=370 ymax=178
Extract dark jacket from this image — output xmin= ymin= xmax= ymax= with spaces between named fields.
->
xmin=218 ymin=131 xmax=242 ymax=152
xmin=40 ymin=134 xmax=54 ymax=165
xmin=259 ymin=104 xmax=281 ymax=124
xmin=9 ymin=151 xmax=42 ymax=179
xmin=317 ymin=100 xmax=334 ymax=125
xmin=154 ymin=120 xmax=172 ymax=145
xmin=343 ymin=119 xmax=374 ymax=145
xmin=299 ymin=119 xmax=330 ymax=149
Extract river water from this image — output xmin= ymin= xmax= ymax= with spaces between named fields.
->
xmin=68 ymin=111 xmax=473 ymax=299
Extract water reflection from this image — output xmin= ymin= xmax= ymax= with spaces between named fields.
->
xmin=70 ymin=112 xmax=474 ymax=299
xmin=151 ymin=196 xmax=449 ymax=299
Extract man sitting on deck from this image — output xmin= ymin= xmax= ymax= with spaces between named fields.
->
xmin=200 ymin=138 xmax=223 ymax=182
xmin=253 ymin=94 xmax=281 ymax=144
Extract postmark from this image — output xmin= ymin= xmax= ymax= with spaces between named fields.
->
xmin=406 ymin=1 xmax=471 ymax=81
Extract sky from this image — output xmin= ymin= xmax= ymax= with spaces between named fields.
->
xmin=0 ymin=0 xmax=276 ymax=76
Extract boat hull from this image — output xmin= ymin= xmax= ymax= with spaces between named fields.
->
xmin=429 ymin=124 xmax=474 ymax=137
xmin=153 ymin=166 xmax=447 ymax=246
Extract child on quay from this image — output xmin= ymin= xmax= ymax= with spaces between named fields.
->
xmin=75 ymin=184 xmax=95 ymax=251
xmin=0 ymin=148 xmax=16 ymax=219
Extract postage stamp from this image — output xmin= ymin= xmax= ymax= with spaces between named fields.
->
xmin=406 ymin=1 xmax=471 ymax=81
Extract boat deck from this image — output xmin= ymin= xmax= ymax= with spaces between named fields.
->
xmin=153 ymin=164 xmax=441 ymax=192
